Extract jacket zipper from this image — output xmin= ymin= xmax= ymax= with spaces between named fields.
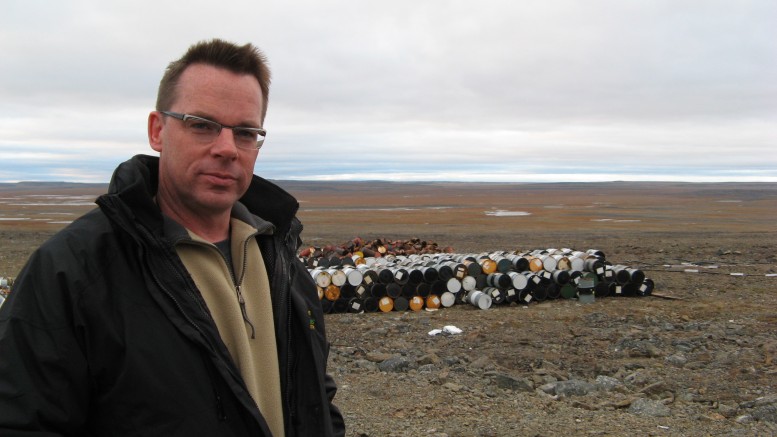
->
xmin=280 ymin=226 xmax=297 ymax=428
xmin=234 ymin=234 xmax=257 ymax=339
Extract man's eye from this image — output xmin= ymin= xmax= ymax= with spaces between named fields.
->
xmin=234 ymin=129 xmax=258 ymax=140
xmin=187 ymin=120 xmax=218 ymax=133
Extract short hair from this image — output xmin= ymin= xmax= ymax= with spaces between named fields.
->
xmin=155 ymin=39 xmax=272 ymax=122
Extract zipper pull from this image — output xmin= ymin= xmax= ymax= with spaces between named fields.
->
xmin=235 ymin=285 xmax=256 ymax=339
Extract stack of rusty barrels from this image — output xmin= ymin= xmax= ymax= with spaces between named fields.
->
xmin=301 ymin=246 xmax=654 ymax=314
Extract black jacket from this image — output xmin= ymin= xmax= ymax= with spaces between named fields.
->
xmin=0 ymin=154 xmax=345 ymax=436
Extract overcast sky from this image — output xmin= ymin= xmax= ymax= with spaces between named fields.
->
xmin=1 ymin=0 xmax=775 ymax=183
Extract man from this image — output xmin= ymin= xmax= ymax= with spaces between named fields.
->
xmin=0 ymin=39 xmax=345 ymax=436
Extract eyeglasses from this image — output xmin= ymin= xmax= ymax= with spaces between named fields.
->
xmin=161 ymin=111 xmax=266 ymax=150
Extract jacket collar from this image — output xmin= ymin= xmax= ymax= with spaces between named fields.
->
xmin=101 ymin=154 xmax=299 ymax=237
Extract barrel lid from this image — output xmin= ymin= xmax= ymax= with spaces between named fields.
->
xmin=425 ymin=295 xmax=441 ymax=309
xmin=378 ymin=296 xmax=394 ymax=312
xmin=409 ymin=296 xmax=425 ymax=311
xmin=440 ymin=291 xmax=456 ymax=307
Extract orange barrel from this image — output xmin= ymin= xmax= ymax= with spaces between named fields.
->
xmin=324 ymin=284 xmax=340 ymax=301
xmin=526 ymin=256 xmax=544 ymax=272
xmin=393 ymin=296 xmax=409 ymax=312
xmin=378 ymin=296 xmax=394 ymax=312
xmin=326 ymin=268 xmax=347 ymax=287
xmin=408 ymin=295 xmax=425 ymax=311
xmin=310 ymin=269 xmax=332 ymax=288
xmin=425 ymin=294 xmax=441 ymax=310
xmin=478 ymin=257 xmax=497 ymax=275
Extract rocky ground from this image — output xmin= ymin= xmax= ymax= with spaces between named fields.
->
xmin=322 ymin=231 xmax=777 ymax=437
xmin=2 ymin=182 xmax=775 ymax=436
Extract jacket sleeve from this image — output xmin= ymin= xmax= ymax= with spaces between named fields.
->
xmin=0 ymin=248 xmax=90 ymax=435
xmin=324 ymin=362 xmax=346 ymax=437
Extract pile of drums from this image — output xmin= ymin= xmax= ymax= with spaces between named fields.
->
xmin=304 ymin=247 xmax=654 ymax=314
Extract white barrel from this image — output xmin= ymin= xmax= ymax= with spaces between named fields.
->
xmin=446 ymin=277 xmax=462 ymax=293
xmin=568 ymin=256 xmax=585 ymax=272
xmin=461 ymin=276 xmax=477 ymax=292
xmin=538 ymin=254 xmax=557 ymax=271
xmin=440 ymin=291 xmax=457 ymax=307
xmin=466 ymin=290 xmax=492 ymax=310
xmin=326 ymin=269 xmax=347 ymax=287
xmin=508 ymin=271 xmax=529 ymax=290
xmin=310 ymin=269 xmax=332 ymax=288
xmin=342 ymin=267 xmax=364 ymax=286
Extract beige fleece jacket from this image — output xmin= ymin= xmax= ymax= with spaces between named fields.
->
xmin=175 ymin=217 xmax=284 ymax=437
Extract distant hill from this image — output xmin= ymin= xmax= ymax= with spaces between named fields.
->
xmin=0 ymin=182 xmax=109 ymax=192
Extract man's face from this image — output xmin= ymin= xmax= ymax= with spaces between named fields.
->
xmin=148 ymin=64 xmax=263 ymax=220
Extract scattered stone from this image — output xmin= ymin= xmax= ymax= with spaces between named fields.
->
xmin=366 ymin=352 xmax=395 ymax=363
xmin=665 ymin=353 xmax=687 ymax=367
xmin=629 ymin=397 xmax=671 ymax=417
xmin=418 ymin=353 xmax=441 ymax=366
xmin=752 ymin=404 xmax=777 ymax=423
xmin=540 ymin=379 xmax=596 ymax=397
xmin=378 ymin=356 xmax=412 ymax=373
xmin=493 ymin=373 xmax=534 ymax=392
xmin=594 ymin=375 xmax=623 ymax=392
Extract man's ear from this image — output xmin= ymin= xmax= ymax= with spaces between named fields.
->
xmin=148 ymin=111 xmax=164 ymax=152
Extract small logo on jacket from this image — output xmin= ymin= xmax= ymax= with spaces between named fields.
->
xmin=308 ymin=309 xmax=316 ymax=330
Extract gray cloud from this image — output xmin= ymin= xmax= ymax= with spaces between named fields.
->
xmin=1 ymin=0 xmax=775 ymax=182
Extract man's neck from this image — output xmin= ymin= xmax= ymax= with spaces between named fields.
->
xmin=159 ymin=203 xmax=232 ymax=243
